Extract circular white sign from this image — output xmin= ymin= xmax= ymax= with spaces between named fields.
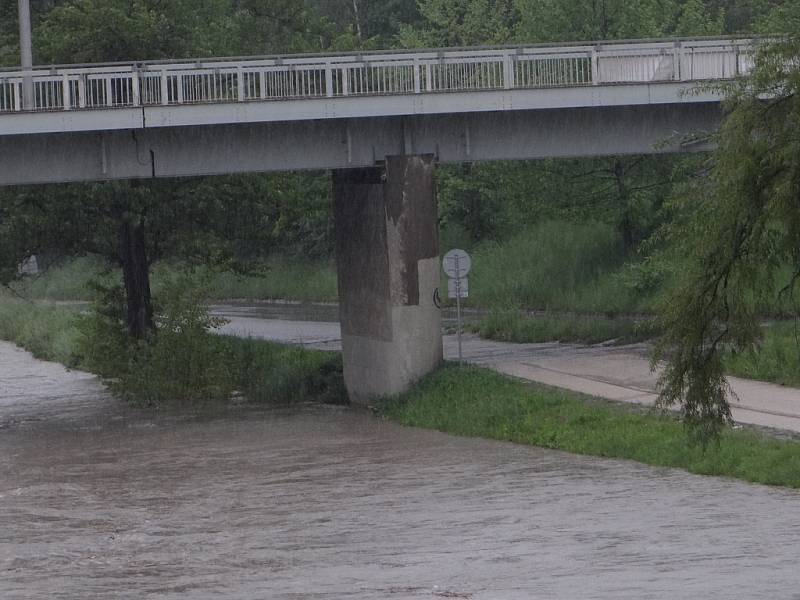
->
xmin=442 ymin=249 xmax=472 ymax=279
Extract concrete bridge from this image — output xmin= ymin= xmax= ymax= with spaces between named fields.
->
xmin=0 ymin=37 xmax=753 ymax=401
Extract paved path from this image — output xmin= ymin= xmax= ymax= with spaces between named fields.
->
xmin=213 ymin=308 xmax=800 ymax=434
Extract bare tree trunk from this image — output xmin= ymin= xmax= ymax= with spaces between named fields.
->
xmin=352 ymin=0 xmax=363 ymax=41
xmin=120 ymin=213 xmax=153 ymax=339
xmin=614 ymin=159 xmax=635 ymax=252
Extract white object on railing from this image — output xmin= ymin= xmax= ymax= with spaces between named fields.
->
xmin=0 ymin=37 xmax=755 ymax=114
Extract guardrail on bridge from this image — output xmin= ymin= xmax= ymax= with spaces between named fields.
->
xmin=0 ymin=37 xmax=754 ymax=113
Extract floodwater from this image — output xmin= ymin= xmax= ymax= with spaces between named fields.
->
xmin=2 ymin=342 xmax=800 ymax=599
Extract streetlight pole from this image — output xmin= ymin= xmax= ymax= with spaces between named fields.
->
xmin=18 ymin=0 xmax=33 ymax=110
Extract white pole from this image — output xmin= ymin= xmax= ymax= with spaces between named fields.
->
xmin=455 ymin=255 xmax=463 ymax=365
xmin=18 ymin=0 xmax=33 ymax=110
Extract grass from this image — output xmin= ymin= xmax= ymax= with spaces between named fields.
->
xmin=382 ymin=364 xmax=800 ymax=489
xmin=725 ymin=321 xmax=800 ymax=387
xmin=0 ymin=293 xmax=345 ymax=406
xmin=461 ymin=221 xmax=647 ymax=315
xmin=12 ymin=256 xmax=339 ymax=304
xmin=473 ymin=310 xmax=656 ymax=345
xmin=166 ymin=259 xmax=338 ymax=303
xmin=0 ymin=293 xmax=84 ymax=366
xmin=10 ymin=255 xmax=114 ymax=302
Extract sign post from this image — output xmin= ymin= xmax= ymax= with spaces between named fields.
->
xmin=442 ymin=249 xmax=472 ymax=364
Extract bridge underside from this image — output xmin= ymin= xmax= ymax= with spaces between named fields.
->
xmin=0 ymin=102 xmax=719 ymax=186
xmin=0 ymin=99 xmax=722 ymax=403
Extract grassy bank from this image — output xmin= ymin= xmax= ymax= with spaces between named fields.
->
xmin=0 ymin=293 xmax=345 ymax=406
xmin=473 ymin=310 xmax=655 ymax=345
xmin=725 ymin=321 xmax=800 ymax=387
xmin=383 ymin=365 xmax=800 ymax=489
xmin=11 ymin=256 xmax=339 ymax=304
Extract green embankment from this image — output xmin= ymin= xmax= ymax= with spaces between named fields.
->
xmin=11 ymin=256 xmax=340 ymax=304
xmin=383 ymin=365 xmax=800 ymax=489
xmin=0 ymin=293 xmax=345 ymax=406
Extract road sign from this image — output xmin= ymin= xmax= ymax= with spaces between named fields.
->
xmin=442 ymin=249 xmax=472 ymax=365
xmin=448 ymin=277 xmax=469 ymax=299
xmin=442 ymin=249 xmax=472 ymax=279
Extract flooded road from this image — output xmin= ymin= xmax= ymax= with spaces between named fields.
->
xmin=2 ymin=341 xmax=800 ymax=599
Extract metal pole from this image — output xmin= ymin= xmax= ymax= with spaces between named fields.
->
xmin=455 ymin=255 xmax=463 ymax=365
xmin=18 ymin=0 xmax=33 ymax=110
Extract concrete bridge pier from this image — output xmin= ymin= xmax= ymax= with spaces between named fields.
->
xmin=333 ymin=155 xmax=443 ymax=403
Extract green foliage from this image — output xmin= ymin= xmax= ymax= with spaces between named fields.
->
xmin=673 ymin=0 xmax=725 ymax=36
xmin=10 ymin=255 xmax=115 ymax=301
xmin=384 ymin=365 xmax=800 ymax=489
xmin=0 ymin=286 xmax=345 ymax=407
xmin=725 ymin=321 xmax=800 ymax=387
xmin=464 ymin=221 xmax=638 ymax=313
xmin=82 ymin=273 xmax=236 ymax=405
xmin=514 ymin=0 xmax=670 ymax=42
xmin=227 ymin=337 xmax=346 ymax=405
xmin=0 ymin=295 xmax=82 ymax=367
xmin=474 ymin=310 xmax=653 ymax=344
xmin=398 ymin=0 xmax=517 ymax=47
xmin=654 ymin=35 xmax=800 ymax=442
xmin=191 ymin=259 xmax=338 ymax=303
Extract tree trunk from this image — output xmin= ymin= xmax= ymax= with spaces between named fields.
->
xmin=120 ymin=214 xmax=153 ymax=339
xmin=352 ymin=0 xmax=363 ymax=41
xmin=614 ymin=159 xmax=635 ymax=252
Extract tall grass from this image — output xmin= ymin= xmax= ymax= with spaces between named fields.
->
xmin=13 ymin=256 xmax=339 ymax=304
xmin=0 ymin=292 xmax=344 ymax=406
xmin=187 ymin=259 xmax=338 ymax=303
xmin=725 ymin=321 xmax=800 ymax=387
xmin=463 ymin=221 xmax=642 ymax=314
xmin=10 ymin=255 xmax=113 ymax=302
xmin=474 ymin=310 xmax=655 ymax=345
xmin=0 ymin=294 xmax=83 ymax=366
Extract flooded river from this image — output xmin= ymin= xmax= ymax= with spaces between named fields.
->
xmin=2 ymin=341 xmax=800 ymax=599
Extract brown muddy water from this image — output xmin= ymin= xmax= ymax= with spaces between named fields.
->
xmin=2 ymin=341 xmax=800 ymax=599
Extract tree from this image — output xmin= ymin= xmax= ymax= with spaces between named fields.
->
xmin=513 ymin=0 xmax=670 ymax=43
xmin=309 ymin=0 xmax=421 ymax=49
xmin=654 ymin=33 xmax=800 ymax=441
xmin=8 ymin=0 xmax=325 ymax=337
xmin=398 ymin=0 xmax=518 ymax=47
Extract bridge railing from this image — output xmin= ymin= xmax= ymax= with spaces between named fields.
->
xmin=0 ymin=38 xmax=754 ymax=113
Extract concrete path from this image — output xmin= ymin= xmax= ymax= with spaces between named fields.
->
xmin=213 ymin=309 xmax=800 ymax=434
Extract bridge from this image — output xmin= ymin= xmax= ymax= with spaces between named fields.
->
xmin=0 ymin=37 xmax=754 ymax=401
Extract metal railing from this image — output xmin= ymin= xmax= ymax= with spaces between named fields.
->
xmin=0 ymin=38 xmax=754 ymax=114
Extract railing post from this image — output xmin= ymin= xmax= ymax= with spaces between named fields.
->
xmin=105 ymin=75 xmax=113 ymax=107
xmin=12 ymin=81 xmax=21 ymax=111
xmin=425 ymin=62 xmax=433 ymax=92
xmin=131 ymin=68 xmax=140 ymax=107
xmin=160 ymin=69 xmax=169 ymax=105
xmin=413 ymin=58 xmax=421 ymax=94
xmin=591 ymin=47 xmax=600 ymax=84
xmin=237 ymin=66 xmax=245 ymax=101
xmin=259 ymin=70 xmax=266 ymax=99
xmin=62 ymin=73 xmax=70 ymax=110
xmin=503 ymin=51 xmax=515 ymax=89
xmin=342 ymin=67 xmax=350 ymax=96
xmin=674 ymin=41 xmax=682 ymax=81
xmin=325 ymin=62 xmax=334 ymax=97
xmin=77 ymin=75 xmax=86 ymax=108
